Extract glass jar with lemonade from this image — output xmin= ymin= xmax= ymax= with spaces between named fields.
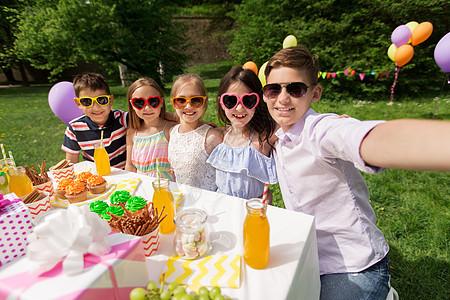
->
xmin=7 ymin=166 xmax=33 ymax=197
xmin=152 ymin=178 xmax=175 ymax=234
xmin=94 ymin=142 xmax=111 ymax=176
xmin=243 ymin=198 xmax=270 ymax=269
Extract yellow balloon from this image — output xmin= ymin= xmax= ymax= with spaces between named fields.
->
xmin=405 ymin=21 xmax=419 ymax=44
xmin=258 ymin=61 xmax=268 ymax=87
xmin=283 ymin=35 xmax=297 ymax=49
xmin=387 ymin=44 xmax=397 ymax=62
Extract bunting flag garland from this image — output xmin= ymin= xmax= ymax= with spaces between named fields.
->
xmin=318 ymin=68 xmax=392 ymax=81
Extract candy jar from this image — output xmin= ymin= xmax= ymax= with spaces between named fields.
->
xmin=174 ymin=208 xmax=211 ymax=260
xmin=243 ymin=198 xmax=270 ymax=269
xmin=7 ymin=166 xmax=33 ymax=198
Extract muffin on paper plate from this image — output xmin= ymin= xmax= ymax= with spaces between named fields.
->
xmin=56 ymin=178 xmax=74 ymax=199
xmin=86 ymin=175 xmax=107 ymax=194
xmin=65 ymin=181 xmax=88 ymax=203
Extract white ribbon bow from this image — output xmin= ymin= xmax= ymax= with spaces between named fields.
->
xmin=27 ymin=205 xmax=111 ymax=276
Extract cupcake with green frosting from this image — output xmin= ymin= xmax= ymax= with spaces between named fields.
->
xmin=125 ymin=196 xmax=148 ymax=216
xmin=90 ymin=200 xmax=109 ymax=216
xmin=101 ymin=205 xmax=125 ymax=220
xmin=110 ymin=190 xmax=131 ymax=207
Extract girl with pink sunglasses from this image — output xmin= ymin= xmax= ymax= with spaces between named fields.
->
xmin=207 ymin=66 xmax=278 ymax=202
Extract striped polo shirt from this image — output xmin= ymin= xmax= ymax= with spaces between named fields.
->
xmin=62 ymin=110 xmax=128 ymax=168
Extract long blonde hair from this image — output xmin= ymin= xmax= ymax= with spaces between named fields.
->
xmin=170 ymin=73 xmax=208 ymax=112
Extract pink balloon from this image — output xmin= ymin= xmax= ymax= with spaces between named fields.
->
xmin=48 ymin=81 xmax=83 ymax=124
xmin=434 ymin=32 xmax=450 ymax=72
xmin=391 ymin=25 xmax=411 ymax=47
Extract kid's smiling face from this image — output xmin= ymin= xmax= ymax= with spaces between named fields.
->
xmin=131 ymin=85 xmax=163 ymax=124
xmin=75 ymin=88 xmax=114 ymax=126
xmin=222 ymin=81 xmax=255 ymax=129
xmin=173 ymin=84 xmax=205 ymax=123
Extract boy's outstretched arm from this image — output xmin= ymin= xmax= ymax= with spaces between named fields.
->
xmin=66 ymin=153 xmax=79 ymax=164
xmin=360 ymin=119 xmax=450 ymax=171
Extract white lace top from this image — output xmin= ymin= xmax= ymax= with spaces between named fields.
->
xmin=168 ymin=124 xmax=217 ymax=191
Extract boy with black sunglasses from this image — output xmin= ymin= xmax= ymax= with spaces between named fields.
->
xmin=263 ymin=46 xmax=450 ymax=299
xmin=61 ymin=72 xmax=128 ymax=168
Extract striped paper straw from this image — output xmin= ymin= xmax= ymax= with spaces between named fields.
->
xmin=156 ymin=158 xmax=161 ymax=186
xmin=100 ymin=128 xmax=104 ymax=144
xmin=262 ymin=182 xmax=269 ymax=204
xmin=8 ymin=151 xmax=16 ymax=166
xmin=0 ymin=144 xmax=6 ymax=161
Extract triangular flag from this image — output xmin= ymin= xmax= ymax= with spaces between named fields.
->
xmin=326 ymin=73 xmax=331 ymax=79
xmin=318 ymin=72 xmax=322 ymax=78
xmin=331 ymin=72 xmax=336 ymax=78
xmin=359 ymin=73 xmax=365 ymax=81
xmin=343 ymin=69 xmax=349 ymax=75
xmin=375 ymin=72 xmax=380 ymax=80
xmin=322 ymin=72 xmax=327 ymax=79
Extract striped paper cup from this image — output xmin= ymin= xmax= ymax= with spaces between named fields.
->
xmin=48 ymin=165 xmax=75 ymax=186
xmin=141 ymin=227 xmax=160 ymax=257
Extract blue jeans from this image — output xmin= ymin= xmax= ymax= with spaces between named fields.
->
xmin=320 ymin=255 xmax=391 ymax=300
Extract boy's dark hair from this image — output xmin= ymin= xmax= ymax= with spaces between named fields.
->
xmin=265 ymin=45 xmax=320 ymax=86
xmin=217 ymin=66 xmax=276 ymax=147
xmin=127 ymin=77 xmax=166 ymax=130
xmin=73 ymin=72 xmax=110 ymax=97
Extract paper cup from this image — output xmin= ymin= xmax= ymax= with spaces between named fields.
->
xmin=33 ymin=180 xmax=54 ymax=196
xmin=49 ymin=165 xmax=75 ymax=185
xmin=141 ymin=227 xmax=160 ymax=257
xmin=24 ymin=194 xmax=51 ymax=220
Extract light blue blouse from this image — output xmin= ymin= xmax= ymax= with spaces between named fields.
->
xmin=206 ymin=130 xmax=277 ymax=199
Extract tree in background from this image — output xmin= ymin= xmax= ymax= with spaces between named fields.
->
xmin=227 ymin=0 xmax=449 ymax=100
xmin=13 ymin=0 xmax=188 ymax=85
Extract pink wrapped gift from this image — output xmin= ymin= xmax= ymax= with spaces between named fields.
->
xmin=141 ymin=227 xmax=160 ymax=257
xmin=0 ymin=193 xmax=33 ymax=266
xmin=33 ymin=180 xmax=54 ymax=196
xmin=0 ymin=233 xmax=148 ymax=299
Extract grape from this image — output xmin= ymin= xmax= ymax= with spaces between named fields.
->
xmin=209 ymin=287 xmax=221 ymax=299
xmin=198 ymin=295 xmax=210 ymax=300
xmin=129 ymin=287 xmax=147 ymax=300
xmin=168 ymin=281 xmax=179 ymax=291
xmin=180 ymin=294 xmax=194 ymax=300
xmin=173 ymin=286 xmax=187 ymax=295
xmin=172 ymin=294 xmax=183 ymax=300
xmin=146 ymin=281 xmax=158 ymax=291
xmin=198 ymin=287 xmax=209 ymax=296
xmin=213 ymin=295 xmax=225 ymax=300
xmin=160 ymin=290 xmax=171 ymax=300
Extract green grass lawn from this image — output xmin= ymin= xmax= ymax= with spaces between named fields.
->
xmin=0 ymin=62 xmax=449 ymax=299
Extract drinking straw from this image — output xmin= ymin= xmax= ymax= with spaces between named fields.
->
xmin=100 ymin=128 xmax=104 ymax=144
xmin=0 ymin=144 xmax=6 ymax=161
xmin=8 ymin=151 xmax=16 ymax=166
xmin=262 ymin=182 xmax=269 ymax=204
xmin=155 ymin=158 xmax=161 ymax=186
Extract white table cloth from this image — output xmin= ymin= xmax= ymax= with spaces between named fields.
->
xmin=2 ymin=161 xmax=321 ymax=299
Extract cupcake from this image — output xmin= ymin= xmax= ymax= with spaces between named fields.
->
xmin=77 ymin=171 xmax=93 ymax=185
xmin=125 ymin=196 xmax=147 ymax=216
xmin=65 ymin=181 xmax=88 ymax=203
xmin=56 ymin=178 xmax=74 ymax=199
xmin=90 ymin=200 xmax=109 ymax=216
xmin=110 ymin=190 xmax=131 ymax=207
xmin=86 ymin=175 xmax=107 ymax=194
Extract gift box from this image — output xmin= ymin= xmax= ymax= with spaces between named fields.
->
xmin=0 ymin=193 xmax=33 ymax=266
xmin=0 ymin=233 xmax=148 ymax=299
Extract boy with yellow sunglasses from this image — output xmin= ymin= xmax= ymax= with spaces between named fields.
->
xmin=61 ymin=72 xmax=128 ymax=168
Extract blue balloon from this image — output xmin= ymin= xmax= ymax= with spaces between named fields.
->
xmin=48 ymin=81 xmax=83 ymax=124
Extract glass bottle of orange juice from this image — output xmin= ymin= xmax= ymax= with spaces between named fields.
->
xmin=152 ymin=178 xmax=175 ymax=234
xmin=243 ymin=198 xmax=270 ymax=269
xmin=7 ymin=166 xmax=33 ymax=197
xmin=94 ymin=142 xmax=111 ymax=176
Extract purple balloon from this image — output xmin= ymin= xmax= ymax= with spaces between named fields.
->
xmin=48 ymin=81 xmax=83 ymax=124
xmin=434 ymin=32 xmax=450 ymax=73
xmin=391 ymin=25 xmax=411 ymax=48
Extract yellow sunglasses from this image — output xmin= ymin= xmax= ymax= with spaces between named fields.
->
xmin=76 ymin=95 xmax=111 ymax=107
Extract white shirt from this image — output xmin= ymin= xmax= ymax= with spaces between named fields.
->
xmin=274 ymin=108 xmax=389 ymax=275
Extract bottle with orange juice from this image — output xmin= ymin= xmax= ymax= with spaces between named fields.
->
xmin=243 ymin=198 xmax=270 ymax=269
xmin=152 ymin=178 xmax=175 ymax=234
xmin=94 ymin=142 xmax=111 ymax=176
xmin=7 ymin=166 xmax=33 ymax=197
